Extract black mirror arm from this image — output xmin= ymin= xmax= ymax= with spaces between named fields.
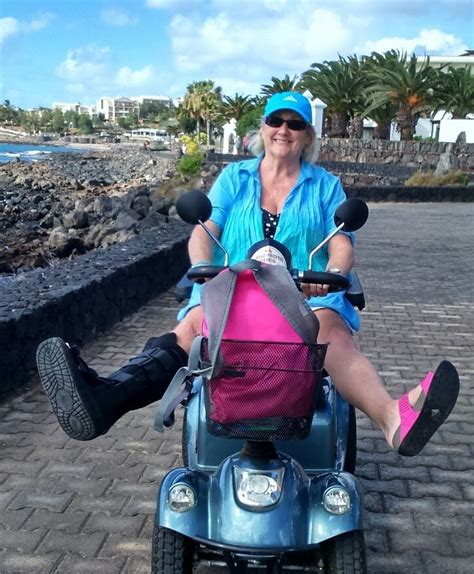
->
xmin=197 ymin=220 xmax=229 ymax=267
xmin=308 ymin=222 xmax=345 ymax=269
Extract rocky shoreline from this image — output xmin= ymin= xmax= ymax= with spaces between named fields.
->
xmin=0 ymin=145 xmax=202 ymax=274
xmin=2 ymin=140 xmax=473 ymax=276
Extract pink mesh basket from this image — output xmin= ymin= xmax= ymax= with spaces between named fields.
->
xmin=201 ymin=338 xmax=327 ymax=441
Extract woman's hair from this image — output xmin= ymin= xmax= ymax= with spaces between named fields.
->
xmin=247 ymin=121 xmax=320 ymax=164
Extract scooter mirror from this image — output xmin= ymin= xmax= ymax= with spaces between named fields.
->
xmin=334 ymin=198 xmax=369 ymax=232
xmin=176 ymin=190 xmax=212 ymax=225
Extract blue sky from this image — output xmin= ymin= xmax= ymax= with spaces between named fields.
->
xmin=1 ymin=0 xmax=473 ymax=110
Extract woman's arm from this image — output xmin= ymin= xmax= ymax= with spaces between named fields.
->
xmin=326 ymin=233 xmax=354 ymax=275
xmin=301 ymin=233 xmax=354 ymax=299
xmin=188 ymin=220 xmax=221 ymax=265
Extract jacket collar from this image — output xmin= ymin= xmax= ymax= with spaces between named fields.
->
xmin=239 ymin=154 xmax=315 ymax=185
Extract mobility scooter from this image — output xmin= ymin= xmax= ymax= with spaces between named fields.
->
xmin=152 ymin=190 xmax=369 ymax=573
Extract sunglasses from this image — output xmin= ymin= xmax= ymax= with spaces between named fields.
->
xmin=264 ymin=115 xmax=307 ymax=131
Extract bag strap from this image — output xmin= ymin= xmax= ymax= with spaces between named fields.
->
xmin=153 ymin=336 xmax=212 ymax=432
xmin=252 ymin=265 xmax=319 ymax=344
xmin=202 ymin=259 xmax=260 ymax=377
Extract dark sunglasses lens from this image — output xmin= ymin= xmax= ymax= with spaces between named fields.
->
xmin=265 ymin=116 xmax=307 ymax=131
xmin=287 ymin=119 xmax=307 ymax=131
xmin=265 ymin=116 xmax=284 ymax=128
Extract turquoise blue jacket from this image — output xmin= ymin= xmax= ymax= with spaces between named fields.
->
xmin=178 ymin=156 xmax=360 ymax=331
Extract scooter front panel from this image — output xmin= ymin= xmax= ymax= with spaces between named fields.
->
xmin=185 ymin=379 xmax=338 ymax=473
xmin=157 ymin=462 xmax=363 ymax=550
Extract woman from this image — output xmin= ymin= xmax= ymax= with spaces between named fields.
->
xmin=37 ymin=92 xmax=459 ymax=456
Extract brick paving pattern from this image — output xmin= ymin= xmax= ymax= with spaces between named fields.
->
xmin=0 ymin=203 xmax=473 ymax=573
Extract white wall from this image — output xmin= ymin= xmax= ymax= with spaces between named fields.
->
xmin=438 ymin=119 xmax=474 ymax=143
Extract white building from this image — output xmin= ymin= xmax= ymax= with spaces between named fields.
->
xmin=52 ymin=102 xmax=97 ymax=118
xmin=417 ymin=51 xmax=474 ymax=70
xmin=96 ymin=97 xmax=140 ymax=123
xmin=131 ymin=95 xmax=173 ymax=107
xmin=52 ymin=102 xmax=81 ymax=114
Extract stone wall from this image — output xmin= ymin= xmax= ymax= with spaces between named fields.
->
xmin=318 ymin=138 xmax=474 ymax=171
xmin=0 ymin=222 xmax=191 ymax=397
xmin=206 ymin=138 xmax=474 ymax=188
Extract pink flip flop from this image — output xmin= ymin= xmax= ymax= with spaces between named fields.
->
xmin=392 ymin=360 xmax=459 ymax=457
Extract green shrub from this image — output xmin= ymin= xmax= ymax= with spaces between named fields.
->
xmin=405 ymin=169 xmax=469 ymax=187
xmin=413 ymin=135 xmax=435 ymax=142
xmin=177 ymin=152 xmax=204 ymax=176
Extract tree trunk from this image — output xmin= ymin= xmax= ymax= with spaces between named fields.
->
xmin=206 ymin=119 xmax=211 ymax=146
xmin=329 ymin=112 xmax=348 ymax=138
xmin=397 ymin=104 xmax=416 ymax=141
xmin=196 ymin=117 xmax=201 ymax=139
xmin=374 ymin=122 xmax=391 ymax=140
xmin=347 ymin=115 xmax=364 ymax=139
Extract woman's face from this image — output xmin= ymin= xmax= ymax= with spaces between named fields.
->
xmin=260 ymin=110 xmax=312 ymax=162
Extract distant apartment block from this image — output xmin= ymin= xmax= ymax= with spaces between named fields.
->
xmin=52 ymin=95 xmax=176 ymax=124
xmin=52 ymin=102 xmax=96 ymax=116
xmin=132 ymin=95 xmax=173 ymax=107
xmin=96 ymin=97 xmax=140 ymax=122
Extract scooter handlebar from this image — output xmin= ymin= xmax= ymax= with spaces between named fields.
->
xmin=291 ymin=270 xmax=350 ymax=292
xmin=187 ymin=265 xmax=226 ymax=283
xmin=187 ymin=266 xmax=350 ymax=292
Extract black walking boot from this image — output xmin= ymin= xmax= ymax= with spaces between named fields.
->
xmin=36 ymin=333 xmax=188 ymax=441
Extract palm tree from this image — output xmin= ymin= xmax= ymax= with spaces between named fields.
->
xmin=361 ymin=51 xmax=399 ymax=140
xmin=301 ymin=57 xmax=365 ymax=137
xmin=260 ymin=74 xmax=303 ymax=96
xmin=364 ymin=52 xmax=440 ymax=140
xmin=345 ymin=55 xmax=367 ymax=138
xmin=221 ymin=93 xmax=255 ymax=121
xmin=180 ymin=80 xmax=222 ymax=143
xmin=200 ymin=82 xmax=222 ymax=146
xmin=432 ymin=65 xmax=474 ymax=119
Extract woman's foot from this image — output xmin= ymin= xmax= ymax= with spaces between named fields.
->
xmin=388 ymin=360 xmax=459 ymax=456
xmin=36 ymin=334 xmax=188 ymax=441
xmin=36 ymin=337 xmax=105 ymax=440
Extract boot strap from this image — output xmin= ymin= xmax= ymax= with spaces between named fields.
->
xmin=154 ymin=337 xmax=211 ymax=433
xmin=110 ymin=348 xmax=177 ymax=384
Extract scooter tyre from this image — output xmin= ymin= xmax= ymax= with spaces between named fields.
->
xmin=324 ymin=530 xmax=367 ymax=574
xmin=151 ymin=525 xmax=194 ymax=574
xmin=181 ymin=407 xmax=189 ymax=467
xmin=343 ymin=405 xmax=357 ymax=474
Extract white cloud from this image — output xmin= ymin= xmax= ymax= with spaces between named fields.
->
xmin=169 ymin=8 xmax=354 ymax=77
xmin=115 ymin=65 xmax=154 ymax=86
xmin=146 ymin=0 xmax=196 ymax=8
xmin=101 ymin=8 xmax=137 ymax=27
xmin=27 ymin=12 xmax=54 ymax=31
xmin=0 ymin=12 xmax=53 ymax=44
xmin=0 ymin=17 xmax=20 ymax=43
xmin=166 ymin=0 xmax=470 ymax=99
xmin=56 ymin=46 xmax=112 ymax=82
xmin=362 ymin=28 xmax=468 ymax=56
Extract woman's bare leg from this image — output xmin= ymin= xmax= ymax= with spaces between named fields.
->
xmin=173 ymin=306 xmax=203 ymax=354
xmin=315 ymin=308 xmax=423 ymax=447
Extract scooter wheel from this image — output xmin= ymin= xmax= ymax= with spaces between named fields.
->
xmin=324 ymin=530 xmax=367 ymax=574
xmin=343 ymin=405 xmax=357 ymax=474
xmin=151 ymin=525 xmax=194 ymax=573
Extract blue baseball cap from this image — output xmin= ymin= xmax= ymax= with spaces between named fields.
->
xmin=264 ymin=91 xmax=312 ymax=125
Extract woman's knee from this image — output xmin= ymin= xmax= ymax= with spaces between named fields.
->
xmin=174 ymin=306 xmax=202 ymax=351
xmin=315 ymin=308 xmax=354 ymax=346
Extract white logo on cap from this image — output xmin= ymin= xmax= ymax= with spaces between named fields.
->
xmin=283 ymin=95 xmax=298 ymax=102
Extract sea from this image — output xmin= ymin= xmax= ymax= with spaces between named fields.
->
xmin=0 ymin=142 xmax=86 ymax=163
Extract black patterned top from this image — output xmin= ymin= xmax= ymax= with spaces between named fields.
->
xmin=262 ymin=208 xmax=280 ymax=239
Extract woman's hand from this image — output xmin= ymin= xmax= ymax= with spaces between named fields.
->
xmin=301 ymin=283 xmax=330 ymax=299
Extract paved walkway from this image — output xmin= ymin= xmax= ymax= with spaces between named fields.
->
xmin=0 ymin=203 xmax=473 ymax=573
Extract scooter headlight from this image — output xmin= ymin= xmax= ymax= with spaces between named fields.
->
xmin=323 ymin=486 xmax=352 ymax=515
xmin=168 ymin=483 xmax=196 ymax=512
xmin=233 ymin=467 xmax=284 ymax=508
